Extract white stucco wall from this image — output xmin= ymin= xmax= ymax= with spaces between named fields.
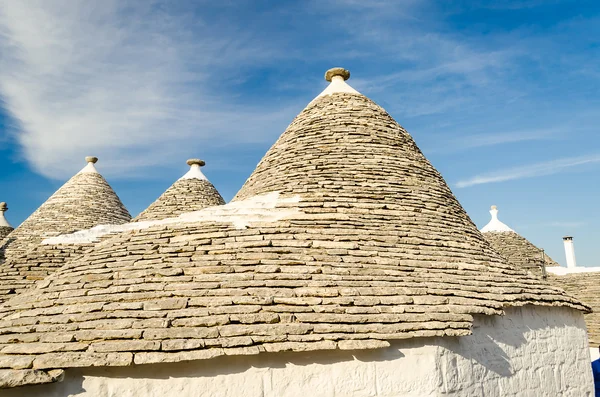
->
xmin=591 ymin=348 xmax=600 ymax=362
xmin=5 ymin=306 xmax=593 ymax=397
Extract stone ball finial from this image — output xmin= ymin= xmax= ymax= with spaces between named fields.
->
xmin=0 ymin=202 xmax=7 ymax=212
xmin=325 ymin=67 xmax=350 ymax=82
xmin=85 ymin=156 xmax=98 ymax=164
xmin=491 ymin=205 xmax=497 ymax=210
xmin=187 ymin=159 xmax=206 ymax=167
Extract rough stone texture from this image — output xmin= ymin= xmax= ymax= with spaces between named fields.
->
xmin=0 ymin=243 xmax=95 ymax=302
xmin=325 ymin=67 xmax=350 ymax=82
xmin=483 ymin=231 xmax=559 ymax=276
xmin=0 ymin=170 xmax=130 ymax=301
xmin=133 ymin=178 xmax=225 ymax=222
xmin=0 ymin=92 xmax=588 ymax=375
xmin=0 ymin=171 xmax=131 ymax=263
xmin=0 ymin=368 xmax=63 ymax=389
xmin=0 ymin=227 xmax=12 ymax=242
xmin=549 ymin=272 xmax=600 ymax=347
xmin=1 ymin=307 xmax=592 ymax=396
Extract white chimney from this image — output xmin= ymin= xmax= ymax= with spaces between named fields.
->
xmin=562 ymin=236 xmax=577 ymax=268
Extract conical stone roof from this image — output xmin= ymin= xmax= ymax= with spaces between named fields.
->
xmin=0 ymin=203 xmax=13 ymax=241
xmin=481 ymin=206 xmax=559 ymax=275
xmin=134 ymin=159 xmax=225 ymax=222
xmin=0 ymin=157 xmax=131 ymax=262
xmin=0 ymin=69 xmax=587 ymax=375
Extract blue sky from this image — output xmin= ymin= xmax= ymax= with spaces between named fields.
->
xmin=0 ymin=0 xmax=598 ymax=267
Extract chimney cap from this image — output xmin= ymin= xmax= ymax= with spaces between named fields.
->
xmin=85 ymin=156 xmax=98 ymax=164
xmin=325 ymin=67 xmax=351 ymax=82
xmin=0 ymin=202 xmax=7 ymax=211
xmin=563 ymin=236 xmax=573 ymax=241
xmin=490 ymin=205 xmax=497 ymax=210
xmin=186 ymin=159 xmax=205 ymax=167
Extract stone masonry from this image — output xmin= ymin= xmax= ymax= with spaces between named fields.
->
xmin=0 ymin=69 xmax=589 ymax=390
xmin=483 ymin=231 xmax=559 ymax=276
xmin=134 ymin=160 xmax=225 ymax=222
xmin=0 ymin=163 xmax=131 ymax=263
xmin=0 ymin=85 xmax=588 ymax=382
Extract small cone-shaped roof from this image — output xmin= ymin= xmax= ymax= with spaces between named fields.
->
xmin=481 ymin=205 xmax=559 ymax=273
xmin=0 ymin=157 xmax=131 ymax=260
xmin=0 ymin=202 xmax=13 ymax=240
xmin=133 ymin=159 xmax=225 ymax=222
xmin=0 ymin=68 xmax=586 ymax=375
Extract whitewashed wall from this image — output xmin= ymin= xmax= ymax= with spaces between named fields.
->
xmin=5 ymin=306 xmax=593 ymax=397
xmin=591 ymin=348 xmax=600 ymax=361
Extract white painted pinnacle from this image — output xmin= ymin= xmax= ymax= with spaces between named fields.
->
xmin=180 ymin=159 xmax=208 ymax=181
xmin=562 ymin=236 xmax=577 ymax=268
xmin=79 ymin=156 xmax=99 ymax=174
xmin=0 ymin=202 xmax=12 ymax=227
xmin=314 ymin=67 xmax=361 ymax=100
xmin=481 ymin=205 xmax=514 ymax=233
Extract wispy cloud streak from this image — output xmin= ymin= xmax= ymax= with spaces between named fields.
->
xmin=426 ymin=127 xmax=561 ymax=154
xmin=456 ymin=154 xmax=600 ymax=187
xmin=544 ymin=221 xmax=586 ymax=228
xmin=0 ymin=0 xmax=293 ymax=179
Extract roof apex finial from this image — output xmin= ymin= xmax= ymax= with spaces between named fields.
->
xmin=85 ymin=156 xmax=98 ymax=164
xmin=180 ymin=159 xmax=208 ymax=181
xmin=489 ymin=205 xmax=499 ymax=221
xmin=186 ymin=158 xmax=206 ymax=167
xmin=481 ymin=204 xmax=514 ymax=233
xmin=0 ymin=202 xmax=11 ymax=228
xmin=325 ymin=67 xmax=350 ymax=82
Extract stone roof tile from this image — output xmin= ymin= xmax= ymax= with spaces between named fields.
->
xmin=0 ymin=158 xmax=131 ymax=300
xmin=134 ymin=159 xmax=225 ymax=222
xmin=0 ymin=68 xmax=588 ymax=375
xmin=481 ymin=206 xmax=559 ymax=275
xmin=0 ymin=157 xmax=130 ymax=262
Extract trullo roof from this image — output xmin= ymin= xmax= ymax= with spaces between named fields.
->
xmin=0 ymin=157 xmax=131 ymax=259
xmin=0 ymin=68 xmax=587 ymax=379
xmin=0 ymin=203 xmax=13 ymax=241
xmin=134 ymin=159 xmax=225 ymax=222
xmin=481 ymin=206 xmax=559 ymax=274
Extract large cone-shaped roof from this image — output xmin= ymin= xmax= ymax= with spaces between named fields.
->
xmin=0 ymin=157 xmax=131 ymax=261
xmin=134 ymin=159 xmax=225 ymax=222
xmin=481 ymin=206 xmax=559 ymax=275
xmin=0 ymin=69 xmax=586 ymax=378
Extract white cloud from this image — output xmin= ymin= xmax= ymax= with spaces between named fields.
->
xmin=425 ymin=127 xmax=561 ymax=154
xmin=544 ymin=221 xmax=586 ymax=228
xmin=456 ymin=154 xmax=600 ymax=188
xmin=0 ymin=0 xmax=294 ymax=179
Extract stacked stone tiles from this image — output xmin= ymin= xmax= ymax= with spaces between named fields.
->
xmin=0 ymin=69 xmax=588 ymax=382
xmin=134 ymin=159 xmax=225 ymax=222
xmin=549 ymin=272 xmax=600 ymax=346
xmin=483 ymin=231 xmax=559 ymax=275
xmin=0 ymin=243 xmax=95 ymax=302
xmin=480 ymin=206 xmax=558 ymax=276
xmin=0 ymin=203 xmax=12 ymax=242
xmin=0 ymin=158 xmax=131 ymax=303
xmin=0 ymin=158 xmax=131 ymax=263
